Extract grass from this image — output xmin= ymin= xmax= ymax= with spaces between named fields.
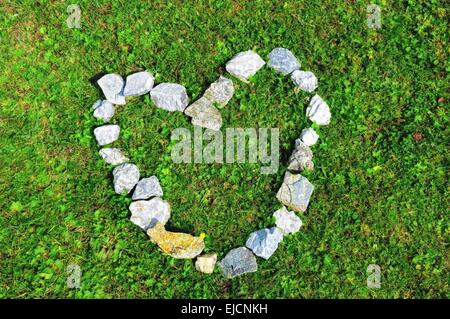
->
xmin=0 ymin=0 xmax=448 ymax=298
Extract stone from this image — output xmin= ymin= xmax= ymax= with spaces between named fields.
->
xmin=99 ymin=148 xmax=129 ymax=166
xmin=291 ymin=70 xmax=318 ymax=92
xmin=276 ymin=171 xmax=314 ymax=212
xmin=273 ymin=206 xmax=302 ymax=235
xmin=195 ymin=253 xmax=217 ymax=274
xmin=267 ymin=48 xmax=300 ymax=75
xmin=287 ymin=139 xmax=314 ymax=171
xmin=97 ymin=73 xmax=126 ymax=105
xmin=245 ymin=227 xmax=283 ymax=260
xmin=299 ymin=128 xmax=319 ymax=146
xmin=112 ymin=163 xmax=140 ymax=194
xmin=306 ymin=95 xmax=331 ymax=125
xmin=184 ymin=97 xmax=222 ymax=131
xmin=150 ymin=83 xmax=189 ymax=112
xmin=225 ymin=50 xmax=265 ymax=82
xmin=147 ymin=222 xmax=205 ymax=259
xmin=132 ymin=176 xmax=163 ymax=200
xmin=203 ymin=76 xmax=234 ymax=108
xmin=94 ymin=124 xmax=120 ymax=146
xmin=129 ymin=197 xmax=170 ymax=230
xmin=123 ymin=71 xmax=155 ymax=96
xmin=93 ymin=100 xmax=115 ymax=122
xmin=219 ymin=247 xmax=257 ymax=278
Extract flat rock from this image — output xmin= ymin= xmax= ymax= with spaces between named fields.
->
xmin=287 ymin=139 xmax=314 ymax=171
xmin=276 ymin=171 xmax=314 ymax=212
xmin=150 ymin=83 xmax=189 ymax=112
xmin=225 ymin=50 xmax=265 ymax=82
xmin=94 ymin=124 xmax=120 ymax=146
xmin=219 ymin=247 xmax=257 ymax=278
xmin=299 ymin=128 xmax=319 ymax=146
xmin=99 ymin=148 xmax=129 ymax=166
xmin=184 ymin=97 xmax=222 ymax=131
xmin=97 ymin=74 xmax=126 ymax=105
xmin=132 ymin=176 xmax=163 ymax=200
xmin=306 ymin=95 xmax=331 ymax=125
xmin=147 ymin=222 xmax=205 ymax=259
xmin=203 ymin=76 xmax=234 ymax=108
xmin=195 ymin=253 xmax=217 ymax=274
xmin=93 ymin=100 xmax=115 ymax=122
xmin=267 ymin=48 xmax=300 ymax=75
xmin=273 ymin=206 xmax=302 ymax=235
xmin=129 ymin=197 xmax=170 ymax=230
xmin=291 ymin=70 xmax=318 ymax=92
xmin=123 ymin=71 xmax=154 ymax=96
xmin=112 ymin=163 xmax=140 ymax=194
xmin=245 ymin=227 xmax=283 ymax=260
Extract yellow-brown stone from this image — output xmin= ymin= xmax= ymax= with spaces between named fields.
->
xmin=147 ymin=222 xmax=205 ymax=259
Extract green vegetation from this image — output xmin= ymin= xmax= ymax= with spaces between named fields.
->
xmin=0 ymin=0 xmax=448 ymax=298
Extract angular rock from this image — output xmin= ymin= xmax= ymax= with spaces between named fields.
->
xmin=123 ymin=71 xmax=155 ymax=96
xmin=219 ymin=247 xmax=257 ymax=278
xmin=147 ymin=222 xmax=205 ymax=259
xmin=245 ymin=227 xmax=283 ymax=260
xmin=225 ymin=50 xmax=265 ymax=82
xmin=267 ymin=48 xmax=300 ymax=75
xmin=97 ymin=74 xmax=126 ymax=105
xmin=276 ymin=172 xmax=314 ymax=212
xmin=99 ymin=148 xmax=129 ymax=166
xmin=94 ymin=124 xmax=120 ymax=146
xmin=300 ymin=128 xmax=319 ymax=146
xmin=129 ymin=197 xmax=170 ymax=230
xmin=287 ymin=139 xmax=314 ymax=171
xmin=195 ymin=253 xmax=217 ymax=274
xmin=132 ymin=176 xmax=163 ymax=200
xmin=184 ymin=97 xmax=222 ymax=131
xmin=291 ymin=70 xmax=318 ymax=92
xmin=306 ymin=95 xmax=331 ymax=125
xmin=150 ymin=83 xmax=189 ymax=112
xmin=203 ymin=76 xmax=234 ymax=108
xmin=93 ymin=100 xmax=115 ymax=122
xmin=273 ymin=206 xmax=303 ymax=235
xmin=112 ymin=163 xmax=140 ymax=194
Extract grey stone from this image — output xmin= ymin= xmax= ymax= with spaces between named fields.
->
xmin=276 ymin=172 xmax=314 ymax=212
xmin=129 ymin=197 xmax=170 ymax=230
xmin=299 ymin=128 xmax=319 ymax=146
xmin=97 ymin=74 xmax=126 ymax=105
xmin=112 ymin=163 xmax=140 ymax=194
xmin=287 ymin=139 xmax=314 ymax=172
xmin=273 ymin=206 xmax=302 ymax=235
xmin=132 ymin=176 xmax=163 ymax=200
xmin=94 ymin=124 xmax=120 ymax=146
xmin=93 ymin=100 xmax=115 ymax=122
xmin=123 ymin=71 xmax=155 ymax=96
xmin=203 ymin=76 xmax=234 ymax=108
xmin=306 ymin=95 xmax=331 ymax=125
xmin=219 ymin=247 xmax=257 ymax=278
xmin=184 ymin=97 xmax=222 ymax=131
xmin=150 ymin=83 xmax=189 ymax=112
xmin=99 ymin=148 xmax=129 ymax=166
xmin=225 ymin=50 xmax=265 ymax=82
xmin=291 ymin=70 xmax=318 ymax=92
xmin=245 ymin=227 xmax=283 ymax=260
xmin=267 ymin=48 xmax=300 ymax=75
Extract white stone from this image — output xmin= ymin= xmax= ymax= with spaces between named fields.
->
xmin=150 ymin=83 xmax=189 ymax=112
xmin=287 ymin=139 xmax=314 ymax=172
xmin=132 ymin=176 xmax=163 ymax=200
xmin=129 ymin=197 xmax=170 ymax=230
xmin=184 ymin=97 xmax=222 ymax=131
xmin=94 ymin=124 xmax=120 ymax=146
xmin=245 ymin=227 xmax=284 ymax=260
xmin=203 ymin=76 xmax=234 ymax=108
xmin=112 ymin=163 xmax=140 ymax=194
xmin=99 ymin=148 xmax=129 ymax=166
xmin=97 ymin=74 xmax=126 ymax=105
xmin=291 ymin=70 xmax=318 ymax=92
xmin=300 ymin=128 xmax=319 ymax=146
xmin=306 ymin=95 xmax=331 ymax=125
xmin=195 ymin=253 xmax=217 ymax=274
xmin=267 ymin=48 xmax=300 ymax=75
xmin=225 ymin=50 xmax=265 ymax=82
xmin=123 ymin=71 xmax=155 ymax=96
xmin=93 ymin=100 xmax=115 ymax=122
xmin=276 ymin=172 xmax=314 ymax=212
xmin=273 ymin=207 xmax=302 ymax=235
